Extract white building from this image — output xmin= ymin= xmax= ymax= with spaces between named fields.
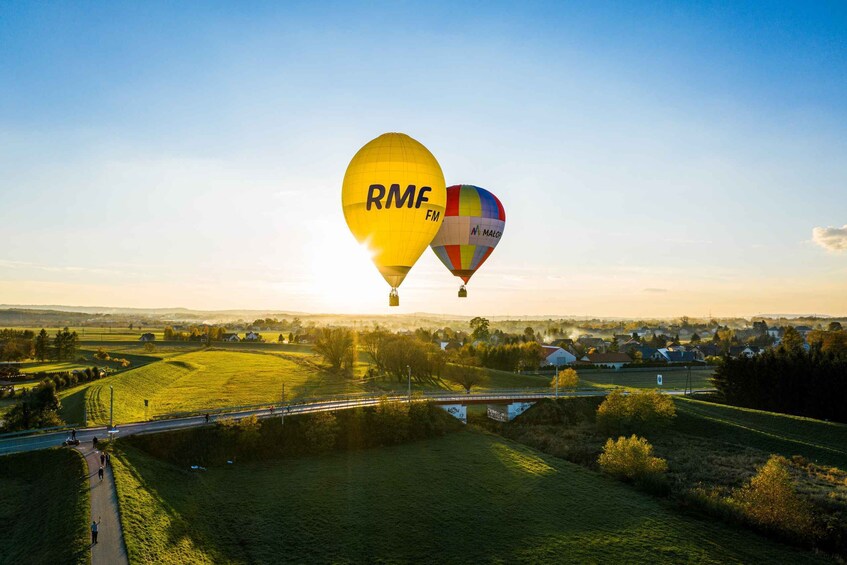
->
xmin=541 ymin=346 xmax=577 ymax=366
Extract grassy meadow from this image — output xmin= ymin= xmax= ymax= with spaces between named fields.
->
xmin=109 ymin=429 xmax=823 ymax=565
xmin=0 ymin=449 xmax=89 ymax=565
xmin=673 ymin=396 xmax=847 ymax=469
xmin=67 ymin=349 xmax=369 ymax=425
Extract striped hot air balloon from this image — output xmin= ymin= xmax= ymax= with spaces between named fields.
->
xmin=429 ymin=185 xmax=506 ymax=297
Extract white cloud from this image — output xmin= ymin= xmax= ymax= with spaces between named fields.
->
xmin=812 ymin=225 xmax=847 ymax=252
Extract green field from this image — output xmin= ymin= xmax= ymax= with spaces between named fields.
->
xmin=579 ymin=367 xmax=714 ymax=390
xmin=110 ymin=429 xmax=822 ymax=564
xmin=0 ymin=449 xmax=89 ymax=565
xmin=673 ymin=397 xmax=847 ymax=469
xmin=57 ymin=347 xmax=556 ymax=425
xmin=71 ymin=349 xmax=369 ymax=425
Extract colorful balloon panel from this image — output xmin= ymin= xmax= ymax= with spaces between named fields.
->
xmin=430 ymin=185 xmax=505 ymax=284
xmin=342 ymin=133 xmax=446 ymax=289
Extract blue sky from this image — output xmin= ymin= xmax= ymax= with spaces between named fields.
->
xmin=1 ymin=1 xmax=846 ymax=316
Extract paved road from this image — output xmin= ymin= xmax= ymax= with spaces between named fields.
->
xmin=75 ymin=445 xmax=129 ymax=565
xmin=0 ymin=389 xmax=694 ymax=456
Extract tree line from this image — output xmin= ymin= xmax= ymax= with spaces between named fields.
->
xmin=0 ymin=328 xmax=79 ymax=362
xmin=713 ymin=339 xmax=847 ymax=423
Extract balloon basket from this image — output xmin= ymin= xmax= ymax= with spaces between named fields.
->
xmin=389 ymin=288 xmax=400 ymax=307
xmin=458 ymin=285 xmax=467 ymax=298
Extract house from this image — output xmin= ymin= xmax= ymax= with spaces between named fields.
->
xmin=728 ymin=345 xmax=762 ymax=359
xmin=139 ymin=333 xmax=155 ymax=342
xmin=541 ymin=346 xmax=577 ymax=366
xmin=794 ymin=326 xmax=813 ymax=337
xmin=222 ymin=333 xmax=241 ymax=342
xmin=655 ymin=348 xmax=698 ymax=363
xmin=244 ymin=331 xmax=262 ymax=341
xmin=694 ymin=343 xmax=719 ymax=359
xmin=577 ymin=336 xmax=607 ymax=352
xmin=581 ymin=352 xmax=631 ymax=370
xmin=439 ymin=341 xmax=462 ymax=351
xmin=766 ymin=327 xmax=782 ymax=339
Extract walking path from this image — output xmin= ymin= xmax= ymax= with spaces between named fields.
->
xmin=75 ymin=444 xmax=129 ymax=565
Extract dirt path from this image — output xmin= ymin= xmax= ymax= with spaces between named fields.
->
xmin=75 ymin=444 xmax=129 ymax=565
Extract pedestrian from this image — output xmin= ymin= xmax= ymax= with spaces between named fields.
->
xmin=92 ymin=436 xmax=98 ymax=448
xmin=91 ymin=517 xmax=100 ymax=544
xmin=71 ymin=428 xmax=77 ymax=440
xmin=100 ymin=452 xmax=106 ymax=466
xmin=105 ymin=452 xmax=111 ymax=467
xmin=98 ymin=466 xmax=104 ymax=481
xmin=205 ymin=413 xmax=210 ymax=423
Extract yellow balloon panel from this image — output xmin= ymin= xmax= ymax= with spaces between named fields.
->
xmin=342 ymin=133 xmax=446 ymax=288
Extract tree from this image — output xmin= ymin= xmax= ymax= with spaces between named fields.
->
xmin=469 ymin=317 xmax=490 ymax=342
xmin=596 ymin=389 xmax=676 ymax=434
xmin=729 ymin=455 xmax=814 ymax=536
xmin=828 ymin=321 xmax=843 ymax=332
xmin=35 ymin=329 xmax=48 ymax=362
xmin=780 ymin=326 xmax=805 ymax=353
xmin=609 ymin=336 xmax=619 ymax=352
xmin=446 ymin=361 xmax=484 ymax=393
xmin=690 ymin=332 xmax=701 ymax=343
xmin=314 ymin=328 xmax=357 ymax=372
xmin=551 ymin=367 xmax=579 ymax=390
xmin=288 ymin=332 xmax=295 ymax=344
xmin=523 ymin=327 xmax=535 ymax=343
xmin=164 ymin=326 xmax=175 ymax=340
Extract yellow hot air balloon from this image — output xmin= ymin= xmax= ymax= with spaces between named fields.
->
xmin=342 ymin=133 xmax=446 ymax=306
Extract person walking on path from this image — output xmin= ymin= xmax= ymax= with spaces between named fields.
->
xmin=100 ymin=452 xmax=106 ymax=466
xmin=91 ymin=517 xmax=100 ymax=544
xmin=105 ymin=452 xmax=110 ymax=467
xmin=71 ymin=428 xmax=76 ymax=440
xmin=98 ymin=466 xmax=104 ymax=481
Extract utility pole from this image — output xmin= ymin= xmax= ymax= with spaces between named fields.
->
xmin=407 ymin=365 xmax=411 ymax=403
xmin=109 ymin=385 xmax=114 ymax=430
xmin=555 ymin=364 xmax=559 ymax=399
xmin=281 ymin=382 xmax=285 ymax=425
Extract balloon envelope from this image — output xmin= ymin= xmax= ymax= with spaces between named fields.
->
xmin=342 ymin=133 xmax=446 ymax=289
xmin=430 ymin=184 xmax=505 ymax=284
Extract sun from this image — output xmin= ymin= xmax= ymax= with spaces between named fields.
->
xmin=308 ymin=233 xmax=386 ymax=312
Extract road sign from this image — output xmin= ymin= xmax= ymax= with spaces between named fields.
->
xmin=657 ymin=374 xmax=663 ymax=386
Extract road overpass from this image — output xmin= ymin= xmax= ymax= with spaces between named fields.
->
xmin=0 ymin=388 xmax=699 ymax=456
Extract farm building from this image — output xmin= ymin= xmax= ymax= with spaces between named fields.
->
xmin=139 ymin=333 xmax=155 ymax=342
xmin=222 ymin=333 xmax=241 ymax=342
xmin=541 ymin=346 xmax=576 ymax=366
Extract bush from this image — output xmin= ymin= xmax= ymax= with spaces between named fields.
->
xmin=302 ymin=411 xmax=339 ymax=454
xmin=596 ymin=390 xmax=676 ymax=434
xmin=551 ymin=368 xmax=579 ymax=390
xmin=729 ymin=455 xmax=816 ymax=539
xmin=598 ymin=435 xmax=668 ymax=487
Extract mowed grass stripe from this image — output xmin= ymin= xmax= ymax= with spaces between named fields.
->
xmin=111 ymin=430 xmax=824 ymax=564
xmin=674 ymin=397 xmax=847 ymax=468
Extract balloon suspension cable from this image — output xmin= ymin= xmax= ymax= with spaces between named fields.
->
xmin=389 ymin=287 xmax=400 ymax=307
xmin=458 ymin=285 xmax=467 ymax=298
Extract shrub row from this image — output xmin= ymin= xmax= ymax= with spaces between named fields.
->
xmin=123 ymin=400 xmax=461 ymax=466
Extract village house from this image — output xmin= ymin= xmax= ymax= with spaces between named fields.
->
xmin=222 ymin=333 xmax=241 ymax=342
xmin=139 ymin=333 xmax=155 ymax=342
xmin=581 ymin=352 xmax=631 ymax=370
xmin=541 ymin=345 xmax=577 ymax=366
xmin=244 ymin=331 xmax=261 ymax=341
